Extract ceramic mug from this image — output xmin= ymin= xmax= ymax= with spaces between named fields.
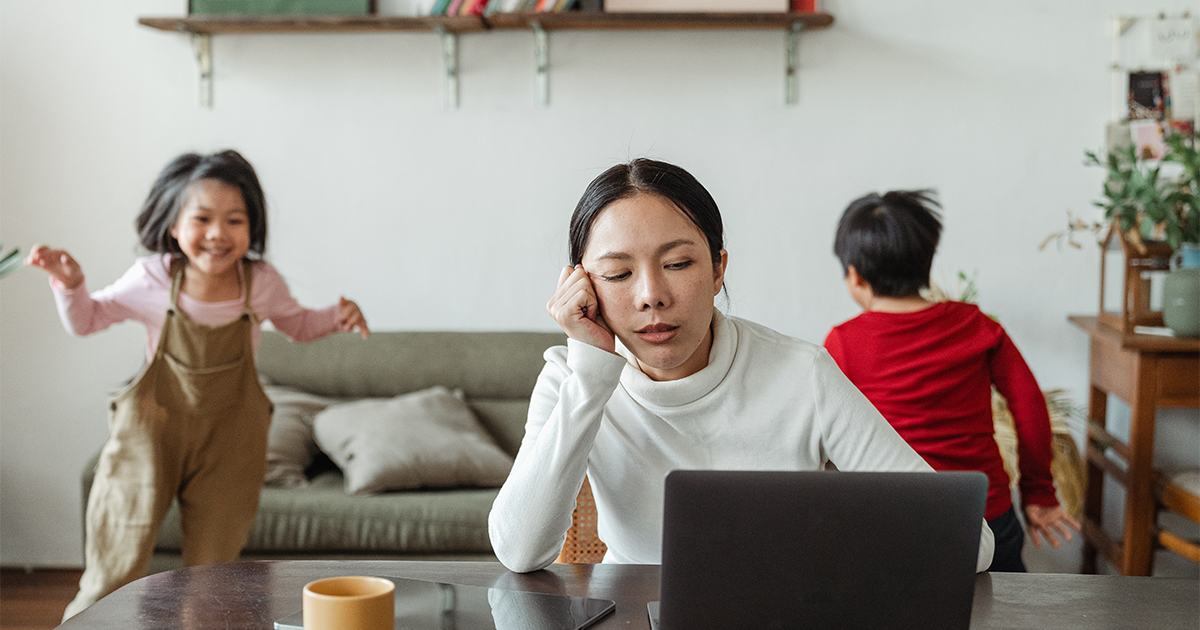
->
xmin=303 ymin=576 xmax=395 ymax=630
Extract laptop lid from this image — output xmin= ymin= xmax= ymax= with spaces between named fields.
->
xmin=653 ymin=470 xmax=986 ymax=630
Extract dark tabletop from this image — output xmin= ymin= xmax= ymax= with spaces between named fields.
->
xmin=57 ymin=560 xmax=1199 ymax=629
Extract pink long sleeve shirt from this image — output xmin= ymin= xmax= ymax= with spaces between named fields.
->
xmin=51 ymin=254 xmax=340 ymax=360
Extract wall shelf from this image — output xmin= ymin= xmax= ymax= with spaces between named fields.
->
xmin=138 ymin=15 xmax=488 ymax=34
xmin=138 ymin=11 xmax=834 ymax=109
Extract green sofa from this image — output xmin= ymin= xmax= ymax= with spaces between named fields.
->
xmin=81 ymin=329 xmax=566 ymax=573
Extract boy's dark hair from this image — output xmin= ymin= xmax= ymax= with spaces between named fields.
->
xmin=834 ymin=189 xmax=942 ymax=298
xmin=136 ymin=150 xmax=267 ymax=258
xmin=569 ymin=158 xmax=724 ymax=266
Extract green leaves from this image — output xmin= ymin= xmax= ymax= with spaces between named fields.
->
xmin=1164 ymin=130 xmax=1200 ymax=249
xmin=1088 ymin=131 xmax=1200 ymax=250
xmin=0 ymin=243 xmax=22 ymax=279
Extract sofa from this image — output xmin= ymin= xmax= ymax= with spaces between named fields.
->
xmin=81 ymin=329 xmax=566 ymax=574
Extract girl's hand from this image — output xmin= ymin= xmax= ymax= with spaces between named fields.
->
xmin=337 ymin=297 xmax=370 ymax=340
xmin=547 ymin=264 xmax=615 ymax=354
xmin=1024 ymin=504 xmax=1081 ymax=548
xmin=25 ymin=244 xmax=84 ymax=290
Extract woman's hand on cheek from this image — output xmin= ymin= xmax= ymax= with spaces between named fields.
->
xmin=547 ymin=265 xmax=615 ymax=354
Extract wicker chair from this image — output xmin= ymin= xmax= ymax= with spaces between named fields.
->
xmin=556 ymin=476 xmax=607 ymax=564
xmin=991 ymin=389 xmax=1087 ymax=519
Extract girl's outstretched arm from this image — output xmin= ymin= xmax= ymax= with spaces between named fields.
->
xmin=25 ymin=244 xmax=84 ymax=290
xmin=337 ymin=297 xmax=370 ymax=340
xmin=26 ymin=246 xmax=150 ymax=337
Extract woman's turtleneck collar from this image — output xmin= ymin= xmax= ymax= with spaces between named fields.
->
xmin=615 ymin=310 xmax=738 ymax=410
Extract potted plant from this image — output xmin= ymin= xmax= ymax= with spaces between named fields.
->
xmin=1088 ymin=135 xmax=1198 ymax=251
xmin=1044 ymin=130 xmax=1198 ymax=335
xmin=1044 ymin=130 xmax=1199 ymax=250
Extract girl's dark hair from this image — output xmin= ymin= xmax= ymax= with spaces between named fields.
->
xmin=569 ymin=158 xmax=724 ymax=266
xmin=833 ymin=189 xmax=942 ymax=298
xmin=135 ymin=150 xmax=267 ymax=258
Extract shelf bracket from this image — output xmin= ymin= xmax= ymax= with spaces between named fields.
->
xmin=434 ymin=25 xmax=459 ymax=111
xmin=785 ymin=22 xmax=804 ymax=105
xmin=192 ymin=33 xmax=213 ymax=109
xmin=532 ymin=21 xmax=549 ymax=107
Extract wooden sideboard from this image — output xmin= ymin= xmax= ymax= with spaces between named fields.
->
xmin=1070 ymin=315 xmax=1199 ymax=576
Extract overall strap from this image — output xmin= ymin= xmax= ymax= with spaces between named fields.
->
xmin=168 ymin=256 xmax=185 ymax=309
xmin=241 ymin=259 xmax=255 ymax=312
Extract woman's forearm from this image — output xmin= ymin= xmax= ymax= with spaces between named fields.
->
xmin=488 ymin=341 xmax=624 ymax=572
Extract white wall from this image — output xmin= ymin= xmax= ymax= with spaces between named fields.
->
xmin=1 ymin=0 xmax=1196 ymax=574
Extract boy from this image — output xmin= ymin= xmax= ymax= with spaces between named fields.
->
xmin=823 ymin=189 xmax=1079 ymax=572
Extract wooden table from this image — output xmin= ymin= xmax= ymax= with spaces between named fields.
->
xmin=56 ymin=560 xmax=1199 ymax=629
xmin=1069 ymin=315 xmax=1200 ymax=576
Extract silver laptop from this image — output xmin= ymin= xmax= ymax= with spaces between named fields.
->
xmin=648 ymin=470 xmax=987 ymax=630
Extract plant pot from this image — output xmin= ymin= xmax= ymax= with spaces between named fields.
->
xmin=1163 ymin=244 xmax=1200 ymax=337
xmin=1177 ymin=243 xmax=1200 ymax=270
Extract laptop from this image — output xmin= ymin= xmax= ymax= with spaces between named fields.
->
xmin=648 ymin=470 xmax=987 ymax=630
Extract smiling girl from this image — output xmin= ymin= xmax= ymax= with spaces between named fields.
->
xmin=488 ymin=158 xmax=994 ymax=574
xmin=26 ymin=150 xmax=368 ymax=619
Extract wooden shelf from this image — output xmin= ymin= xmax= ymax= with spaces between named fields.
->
xmin=487 ymin=11 xmax=831 ymax=30
xmin=139 ymin=15 xmax=486 ymax=35
xmin=138 ymin=12 xmax=833 ymax=34
xmin=138 ymin=11 xmax=833 ymax=109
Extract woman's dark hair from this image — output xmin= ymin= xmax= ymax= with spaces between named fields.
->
xmin=833 ymin=189 xmax=942 ymax=298
xmin=136 ymin=150 xmax=267 ymax=258
xmin=569 ymin=158 xmax=724 ymax=266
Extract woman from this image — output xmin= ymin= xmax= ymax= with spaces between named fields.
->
xmin=487 ymin=159 xmax=994 ymax=573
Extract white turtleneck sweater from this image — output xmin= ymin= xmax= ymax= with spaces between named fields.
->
xmin=488 ymin=312 xmax=994 ymax=573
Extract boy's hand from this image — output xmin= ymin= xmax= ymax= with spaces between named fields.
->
xmin=337 ymin=297 xmax=370 ymax=340
xmin=547 ymin=264 xmax=615 ymax=354
xmin=1024 ymin=504 xmax=1081 ymax=548
xmin=25 ymin=244 xmax=84 ymax=290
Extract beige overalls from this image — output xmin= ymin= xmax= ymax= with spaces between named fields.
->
xmin=64 ymin=259 xmax=273 ymax=620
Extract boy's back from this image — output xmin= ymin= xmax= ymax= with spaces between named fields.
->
xmin=824 ymin=301 xmax=1055 ymax=522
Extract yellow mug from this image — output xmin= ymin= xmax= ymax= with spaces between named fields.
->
xmin=302 ymin=576 xmax=395 ymax=630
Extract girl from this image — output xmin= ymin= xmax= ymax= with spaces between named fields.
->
xmin=26 ymin=150 xmax=369 ymax=619
xmin=487 ymin=158 xmax=994 ymax=574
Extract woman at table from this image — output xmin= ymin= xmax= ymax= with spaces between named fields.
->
xmin=487 ymin=158 xmax=995 ymax=573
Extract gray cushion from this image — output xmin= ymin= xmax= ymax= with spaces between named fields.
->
xmin=263 ymin=384 xmax=338 ymax=487
xmin=313 ymin=387 xmax=514 ymax=495
xmin=468 ymin=399 xmax=532 ymax=458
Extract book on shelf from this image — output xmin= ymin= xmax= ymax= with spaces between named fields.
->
xmin=430 ymin=0 xmax=451 ymax=15
xmin=189 ymin=0 xmax=375 ymax=14
xmin=604 ymin=0 xmax=786 ymax=12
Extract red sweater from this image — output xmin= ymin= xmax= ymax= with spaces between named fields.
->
xmin=824 ymin=302 xmax=1057 ymax=520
